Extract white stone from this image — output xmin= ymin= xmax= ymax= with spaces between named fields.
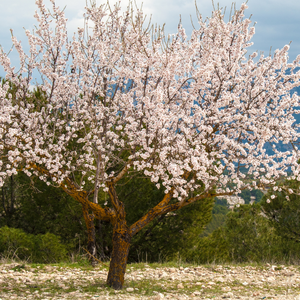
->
xmin=221 ymin=286 xmax=231 ymax=291
xmin=222 ymin=292 xmax=234 ymax=298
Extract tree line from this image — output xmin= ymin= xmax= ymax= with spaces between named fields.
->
xmin=2 ymin=172 xmax=300 ymax=264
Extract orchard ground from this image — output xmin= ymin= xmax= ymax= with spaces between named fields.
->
xmin=1 ymin=260 xmax=300 ymax=299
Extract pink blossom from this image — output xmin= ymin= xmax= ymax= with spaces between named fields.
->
xmin=0 ymin=0 xmax=299 ymax=205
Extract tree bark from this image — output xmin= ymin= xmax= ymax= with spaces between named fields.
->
xmin=106 ymin=224 xmax=131 ymax=290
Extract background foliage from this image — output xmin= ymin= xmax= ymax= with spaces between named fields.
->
xmin=1 ymin=171 xmax=300 ymax=264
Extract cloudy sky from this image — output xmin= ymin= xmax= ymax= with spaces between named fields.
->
xmin=0 ymin=0 xmax=300 ymax=77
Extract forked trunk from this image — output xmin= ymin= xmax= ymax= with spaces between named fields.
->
xmin=107 ymin=226 xmax=131 ymax=290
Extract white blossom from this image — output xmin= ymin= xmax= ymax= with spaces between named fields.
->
xmin=0 ymin=0 xmax=298 ymax=205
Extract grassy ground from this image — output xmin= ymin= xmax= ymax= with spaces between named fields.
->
xmin=1 ymin=258 xmax=300 ymax=299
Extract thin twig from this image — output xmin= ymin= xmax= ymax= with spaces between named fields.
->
xmin=82 ymin=247 xmax=110 ymax=267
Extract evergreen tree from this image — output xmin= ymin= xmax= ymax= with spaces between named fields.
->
xmin=189 ymin=203 xmax=300 ymax=264
xmin=261 ymin=180 xmax=300 ymax=243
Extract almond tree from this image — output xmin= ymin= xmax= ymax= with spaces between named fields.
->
xmin=1 ymin=0 xmax=300 ymax=289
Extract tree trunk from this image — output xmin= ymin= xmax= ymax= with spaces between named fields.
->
xmin=107 ymin=226 xmax=131 ymax=290
xmin=82 ymin=204 xmax=97 ymax=267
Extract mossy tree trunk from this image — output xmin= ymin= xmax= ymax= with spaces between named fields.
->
xmin=58 ymin=169 xmax=214 ymax=290
xmin=105 ymin=181 xmax=131 ymax=289
xmin=104 ymin=181 xmax=176 ymax=289
xmin=106 ymin=224 xmax=131 ymax=289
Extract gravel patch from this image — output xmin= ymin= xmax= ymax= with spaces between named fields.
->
xmin=0 ymin=263 xmax=300 ymax=299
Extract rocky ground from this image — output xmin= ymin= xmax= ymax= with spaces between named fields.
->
xmin=0 ymin=263 xmax=300 ymax=299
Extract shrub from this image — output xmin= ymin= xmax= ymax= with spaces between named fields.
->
xmin=0 ymin=226 xmax=34 ymax=261
xmin=0 ymin=226 xmax=68 ymax=263
xmin=188 ymin=203 xmax=300 ymax=264
xmin=33 ymin=232 xmax=68 ymax=263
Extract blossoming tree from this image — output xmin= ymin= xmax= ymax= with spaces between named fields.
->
xmin=1 ymin=0 xmax=300 ymax=289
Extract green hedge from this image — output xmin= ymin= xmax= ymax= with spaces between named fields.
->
xmin=0 ymin=226 xmax=68 ymax=263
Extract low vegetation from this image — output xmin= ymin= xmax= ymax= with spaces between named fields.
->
xmin=0 ymin=259 xmax=300 ymax=299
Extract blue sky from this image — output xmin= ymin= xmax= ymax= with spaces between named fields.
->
xmin=0 ymin=0 xmax=300 ymax=77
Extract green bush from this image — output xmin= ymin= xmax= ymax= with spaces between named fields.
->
xmin=188 ymin=203 xmax=300 ymax=264
xmin=187 ymin=227 xmax=230 ymax=263
xmin=0 ymin=226 xmax=35 ymax=261
xmin=33 ymin=232 xmax=68 ymax=263
xmin=0 ymin=173 xmax=86 ymax=257
xmin=0 ymin=226 xmax=68 ymax=263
